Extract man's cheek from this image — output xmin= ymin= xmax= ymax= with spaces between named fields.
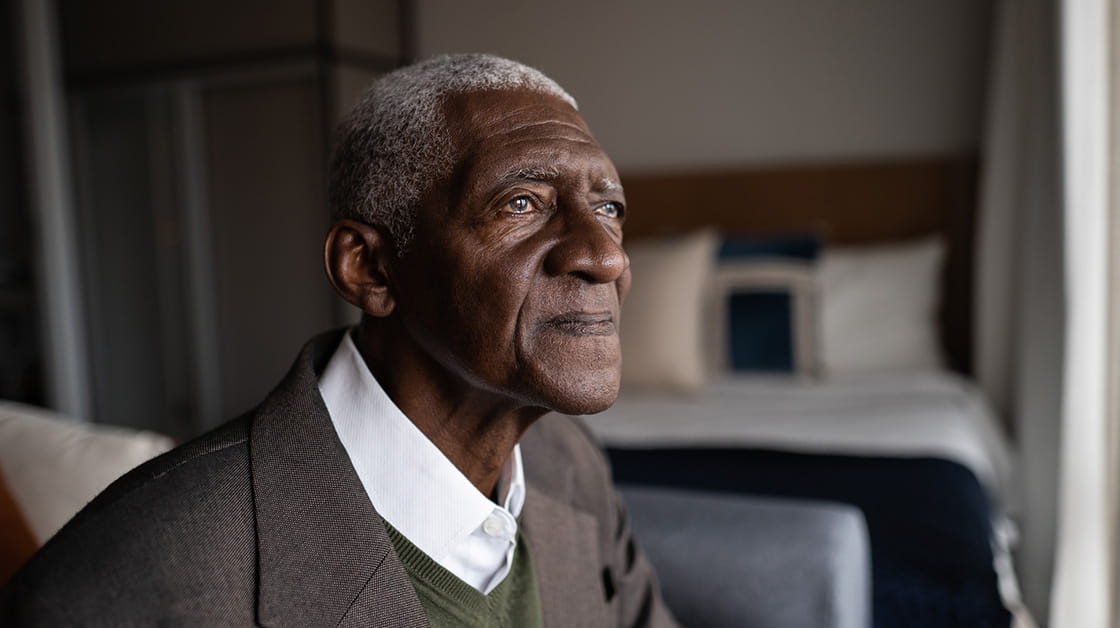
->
xmin=616 ymin=269 xmax=632 ymax=305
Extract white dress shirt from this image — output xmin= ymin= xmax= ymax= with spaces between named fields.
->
xmin=317 ymin=332 xmax=525 ymax=594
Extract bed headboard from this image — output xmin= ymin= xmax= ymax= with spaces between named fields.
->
xmin=619 ymin=155 xmax=979 ymax=374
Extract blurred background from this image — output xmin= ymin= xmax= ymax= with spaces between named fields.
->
xmin=1 ymin=1 xmax=1113 ymax=626
xmin=0 ymin=0 xmax=994 ymax=435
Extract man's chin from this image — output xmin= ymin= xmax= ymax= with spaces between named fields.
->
xmin=543 ymin=381 xmax=621 ymax=416
xmin=515 ymin=357 xmax=622 ymax=415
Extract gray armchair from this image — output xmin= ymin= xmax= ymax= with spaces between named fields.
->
xmin=621 ymin=486 xmax=871 ymax=628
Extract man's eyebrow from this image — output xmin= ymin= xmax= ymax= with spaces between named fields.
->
xmin=494 ymin=168 xmax=623 ymax=195
xmin=501 ymin=165 xmax=561 ymax=182
xmin=594 ymin=177 xmax=623 ymax=193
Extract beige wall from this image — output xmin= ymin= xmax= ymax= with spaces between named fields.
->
xmin=417 ymin=0 xmax=992 ymax=172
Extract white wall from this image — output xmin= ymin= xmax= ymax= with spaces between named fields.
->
xmin=417 ymin=0 xmax=993 ymax=172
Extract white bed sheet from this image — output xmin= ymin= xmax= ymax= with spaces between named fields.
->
xmin=579 ymin=370 xmax=1016 ymax=509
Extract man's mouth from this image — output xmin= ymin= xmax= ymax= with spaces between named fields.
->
xmin=543 ymin=312 xmax=616 ymax=336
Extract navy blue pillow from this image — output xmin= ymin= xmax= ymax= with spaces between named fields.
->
xmin=717 ymin=235 xmax=820 ymax=373
xmin=725 ymin=291 xmax=796 ymax=371
xmin=718 ymin=234 xmax=820 ymax=261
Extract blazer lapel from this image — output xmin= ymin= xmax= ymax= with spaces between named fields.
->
xmin=250 ymin=331 xmax=428 ymax=628
xmin=522 ymin=484 xmax=611 ymax=628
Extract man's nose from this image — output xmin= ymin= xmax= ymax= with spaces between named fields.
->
xmin=544 ymin=210 xmax=629 ymax=283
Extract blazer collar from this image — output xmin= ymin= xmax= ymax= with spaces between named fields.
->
xmin=522 ymin=486 xmax=610 ymax=628
xmin=519 ymin=420 xmax=612 ymax=628
xmin=249 ymin=330 xmax=428 ymax=628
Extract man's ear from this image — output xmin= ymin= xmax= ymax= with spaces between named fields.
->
xmin=324 ymin=219 xmax=396 ymax=317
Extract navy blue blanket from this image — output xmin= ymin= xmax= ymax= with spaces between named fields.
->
xmin=607 ymin=447 xmax=1011 ymax=628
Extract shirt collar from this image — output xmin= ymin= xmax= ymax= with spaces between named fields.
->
xmin=317 ymin=332 xmax=525 ymax=562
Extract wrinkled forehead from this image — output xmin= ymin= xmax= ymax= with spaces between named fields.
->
xmin=441 ymin=88 xmax=597 ymax=155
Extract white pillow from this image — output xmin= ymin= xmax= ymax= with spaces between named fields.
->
xmin=0 ymin=402 xmax=174 ymax=542
xmin=817 ymin=237 xmax=945 ymax=375
xmin=620 ymin=230 xmax=719 ymax=393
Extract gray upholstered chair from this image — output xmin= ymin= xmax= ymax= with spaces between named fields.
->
xmin=620 ymin=486 xmax=871 ymax=628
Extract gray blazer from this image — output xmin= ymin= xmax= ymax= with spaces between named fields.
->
xmin=1 ymin=331 xmax=676 ymax=627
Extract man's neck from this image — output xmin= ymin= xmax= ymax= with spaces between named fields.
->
xmin=353 ymin=322 xmax=546 ymax=497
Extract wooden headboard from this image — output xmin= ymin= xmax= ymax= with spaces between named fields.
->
xmin=619 ymin=155 xmax=979 ymax=374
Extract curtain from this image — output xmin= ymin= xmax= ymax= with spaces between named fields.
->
xmin=975 ymin=0 xmax=1063 ymax=621
xmin=1049 ymin=0 xmax=1118 ymax=626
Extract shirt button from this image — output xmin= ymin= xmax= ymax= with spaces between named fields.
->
xmin=483 ymin=515 xmax=505 ymax=537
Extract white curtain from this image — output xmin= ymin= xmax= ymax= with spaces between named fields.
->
xmin=1049 ymin=0 xmax=1117 ymax=626
xmin=975 ymin=0 xmax=1063 ymax=620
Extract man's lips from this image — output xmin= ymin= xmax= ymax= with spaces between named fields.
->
xmin=542 ymin=312 xmax=616 ymax=336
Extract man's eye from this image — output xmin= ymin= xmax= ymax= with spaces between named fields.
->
xmin=597 ymin=202 xmax=623 ymax=219
xmin=506 ymin=196 xmax=533 ymax=214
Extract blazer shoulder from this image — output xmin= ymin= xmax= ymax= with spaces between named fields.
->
xmin=80 ymin=414 xmax=252 ymax=518
xmin=2 ymin=416 xmax=259 ymax=625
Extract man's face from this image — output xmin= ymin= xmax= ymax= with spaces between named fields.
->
xmin=391 ymin=88 xmax=630 ymax=415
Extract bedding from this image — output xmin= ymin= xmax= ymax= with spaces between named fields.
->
xmin=817 ymin=237 xmax=946 ymax=375
xmin=618 ymin=230 xmax=718 ymax=392
xmin=622 ymin=233 xmax=950 ymax=383
xmin=595 ymin=371 xmax=1013 ymax=503
xmin=577 ymin=371 xmax=1022 ymax=627
xmin=712 ymin=234 xmax=820 ymax=374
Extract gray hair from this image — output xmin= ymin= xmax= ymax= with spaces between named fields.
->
xmin=329 ymin=53 xmax=577 ymax=254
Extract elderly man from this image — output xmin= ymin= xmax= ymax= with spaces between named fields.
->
xmin=1 ymin=54 xmax=677 ymax=627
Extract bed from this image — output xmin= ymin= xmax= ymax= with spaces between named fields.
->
xmin=570 ymin=156 xmax=1031 ymax=627
xmin=587 ymin=372 xmax=1019 ymax=627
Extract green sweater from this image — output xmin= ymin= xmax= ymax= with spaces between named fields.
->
xmin=385 ymin=524 xmax=543 ymax=628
